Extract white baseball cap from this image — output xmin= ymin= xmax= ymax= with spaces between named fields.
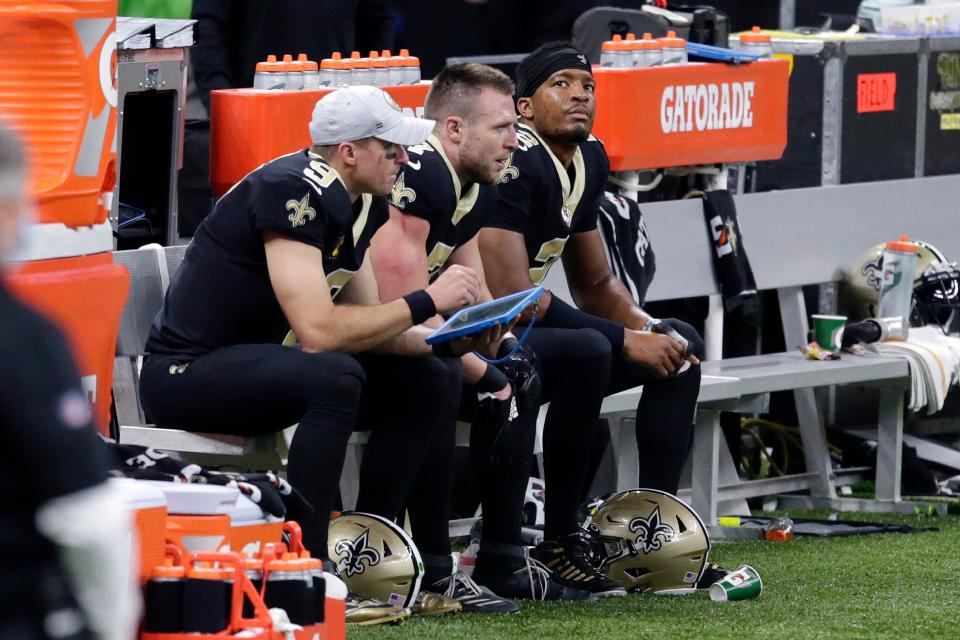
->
xmin=308 ymin=85 xmax=435 ymax=146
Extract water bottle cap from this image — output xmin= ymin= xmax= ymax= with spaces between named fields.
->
xmin=740 ymin=26 xmax=772 ymax=44
xmin=351 ymin=51 xmax=362 ymax=59
xmin=187 ymin=562 xmax=226 ymax=580
xmin=151 ymin=558 xmax=185 ymax=579
xmin=297 ymin=53 xmax=318 ymax=71
xmin=886 ymin=236 xmax=917 ymax=253
xmin=255 ymin=55 xmax=284 ymax=72
xmin=369 ymin=51 xmax=388 ymax=68
xmin=243 ymin=557 xmax=264 ymax=571
xmin=401 ymin=54 xmax=420 ymax=67
xmin=658 ymin=30 xmax=687 ymax=47
xmin=637 ymin=33 xmax=662 ymax=50
xmin=282 ymin=54 xmax=293 ymax=63
xmin=381 ymin=50 xmax=392 ymax=58
xmin=321 ymin=56 xmax=348 ymax=70
xmin=267 ymin=559 xmax=297 ymax=572
xmin=625 ymin=33 xmax=636 ymax=40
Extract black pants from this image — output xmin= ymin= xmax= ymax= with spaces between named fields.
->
xmin=526 ymin=319 xmax=704 ymax=539
xmin=353 ymin=354 xmax=462 ymax=559
xmin=140 ymin=345 xmax=365 ymax=558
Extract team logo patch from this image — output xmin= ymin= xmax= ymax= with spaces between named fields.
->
xmin=577 ymin=54 xmax=588 ymax=65
xmin=391 ymin=173 xmax=416 ymax=208
xmin=683 ymin=571 xmax=698 ymax=584
xmin=629 ymin=505 xmax=676 ymax=554
xmin=862 ymin=257 xmax=883 ymax=292
xmin=499 ymin=155 xmax=519 ymax=183
xmin=334 ymin=529 xmax=381 ymax=577
xmin=57 ymin=390 xmax=91 ymax=429
xmin=286 ymin=193 xmax=317 ymax=228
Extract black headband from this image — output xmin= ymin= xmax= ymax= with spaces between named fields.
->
xmin=515 ymin=46 xmax=593 ymax=100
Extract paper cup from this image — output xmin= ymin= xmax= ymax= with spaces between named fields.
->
xmin=709 ymin=565 xmax=763 ymax=602
xmin=812 ymin=314 xmax=846 ymax=352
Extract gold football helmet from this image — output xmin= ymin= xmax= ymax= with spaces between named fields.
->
xmin=841 ymin=239 xmax=960 ymax=331
xmin=582 ymin=489 xmax=710 ymax=594
xmin=328 ymin=512 xmax=424 ymax=608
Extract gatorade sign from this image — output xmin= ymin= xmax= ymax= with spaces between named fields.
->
xmin=593 ymin=60 xmax=789 ymax=171
xmin=660 ymin=81 xmax=755 ymax=133
xmin=857 ymin=73 xmax=897 ymax=113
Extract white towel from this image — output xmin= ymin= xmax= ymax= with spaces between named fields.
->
xmin=875 ymin=326 xmax=960 ymax=414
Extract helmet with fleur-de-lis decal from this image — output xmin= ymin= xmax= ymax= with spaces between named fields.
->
xmin=581 ymin=489 xmax=710 ymax=594
xmin=328 ymin=512 xmax=424 ymax=607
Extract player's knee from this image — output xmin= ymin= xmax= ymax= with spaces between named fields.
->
xmin=306 ymin=352 xmax=365 ymax=403
xmin=569 ymin=328 xmax=615 ymax=366
xmin=419 ymin=356 xmax=463 ymax=398
xmin=663 ymin=318 xmax=706 ymax=361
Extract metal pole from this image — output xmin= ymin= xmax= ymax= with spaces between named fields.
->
xmin=780 ymin=0 xmax=795 ymax=30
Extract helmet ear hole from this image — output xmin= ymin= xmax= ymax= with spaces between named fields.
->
xmin=675 ymin=517 xmax=687 ymax=534
xmin=625 ymin=567 xmax=650 ymax=579
xmin=382 ymin=541 xmax=393 ymax=557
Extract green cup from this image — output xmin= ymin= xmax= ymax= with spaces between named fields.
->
xmin=811 ymin=314 xmax=847 ymax=352
xmin=709 ymin=565 xmax=763 ymax=602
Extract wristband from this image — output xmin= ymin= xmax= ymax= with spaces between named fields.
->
xmin=403 ymin=289 xmax=437 ymax=325
xmin=641 ymin=318 xmax=660 ymax=332
xmin=541 ymin=296 xmax=625 ymax=352
xmin=476 ymin=363 xmax=509 ymax=393
xmin=432 ymin=341 xmax=457 ymax=358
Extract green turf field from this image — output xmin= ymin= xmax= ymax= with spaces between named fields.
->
xmin=349 ymin=510 xmax=960 ymax=640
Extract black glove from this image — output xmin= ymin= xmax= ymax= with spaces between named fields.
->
xmin=477 ymin=339 xmax=542 ymax=465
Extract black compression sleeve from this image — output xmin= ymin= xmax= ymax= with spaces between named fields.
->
xmin=540 ymin=295 xmax=625 ymax=352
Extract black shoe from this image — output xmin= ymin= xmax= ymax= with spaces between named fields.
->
xmin=475 ymin=553 xmax=597 ymax=602
xmin=431 ymin=569 xmax=521 ymax=613
xmin=532 ymin=532 xmax=627 ymax=598
xmin=696 ymin=563 xmax=729 ymax=590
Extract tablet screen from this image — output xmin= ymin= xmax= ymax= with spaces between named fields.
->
xmin=442 ymin=290 xmax=533 ymax=330
xmin=426 ymin=287 xmax=543 ymax=344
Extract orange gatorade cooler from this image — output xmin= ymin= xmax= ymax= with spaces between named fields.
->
xmin=228 ymin=494 xmax=284 ymax=556
xmin=109 ymin=478 xmax=168 ymax=581
xmin=0 ymin=0 xmax=118 ymax=227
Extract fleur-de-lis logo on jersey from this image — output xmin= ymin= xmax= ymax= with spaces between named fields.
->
xmin=286 ymin=193 xmax=316 ymax=228
xmin=628 ymin=506 xmax=676 ymax=554
xmin=499 ymin=154 xmax=519 ymax=184
xmin=391 ymin=173 xmax=416 ymax=209
xmin=334 ymin=529 xmax=381 ymax=577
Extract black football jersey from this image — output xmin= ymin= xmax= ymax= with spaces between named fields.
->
xmin=388 ymin=135 xmax=497 ymax=281
xmin=597 ymin=190 xmax=657 ymax=306
xmin=486 ymin=123 xmax=610 ymax=284
xmin=146 ymin=149 xmax=387 ymax=357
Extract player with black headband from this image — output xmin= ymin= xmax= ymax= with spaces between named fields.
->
xmin=140 ymin=86 xmax=482 ymax=624
xmin=364 ymin=63 xmax=593 ymax=607
xmin=479 ymin=42 xmax=705 ymax=598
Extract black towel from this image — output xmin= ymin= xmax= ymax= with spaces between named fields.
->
xmin=702 ymin=190 xmax=757 ymax=311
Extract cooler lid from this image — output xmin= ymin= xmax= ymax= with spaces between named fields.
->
xmin=109 ymin=477 xmax=167 ymax=510
xmin=141 ymin=481 xmax=239 ymax=515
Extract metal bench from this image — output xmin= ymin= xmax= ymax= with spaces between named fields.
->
xmin=544 ymin=174 xmax=960 ymax=523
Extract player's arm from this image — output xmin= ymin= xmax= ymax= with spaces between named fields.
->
xmin=562 ymin=228 xmax=653 ymax=329
xmin=366 ymin=206 xmax=439 ymax=355
xmin=479 ymin=226 xmax=555 ymax=323
xmin=265 ymin=231 xmax=478 ymax=354
xmin=449 ymin=235 xmax=513 ymax=385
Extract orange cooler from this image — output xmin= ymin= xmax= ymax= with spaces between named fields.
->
xmin=209 ymin=84 xmax=430 ymax=197
xmin=0 ymin=0 xmax=118 ymax=227
xmin=6 ymin=254 xmax=129 ymax=434
xmin=110 ymin=478 xmax=168 ymax=581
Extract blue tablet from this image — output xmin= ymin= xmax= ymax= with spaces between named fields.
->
xmin=425 ymin=287 xmax=544 ymax=345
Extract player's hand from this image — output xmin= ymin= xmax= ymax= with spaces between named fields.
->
xmin=622 ymin=329 xmax=686 ymax=378
xmin=426 ymin=264 xmax=480 ymax=314
xmin=648 ymin=318 xmax=700 ymax=367
xmin=448 ymin=318 xmax=516 ymax=356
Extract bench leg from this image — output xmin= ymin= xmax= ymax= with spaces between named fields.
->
xmin=875 ymin=387 xmax=904 ymax=502
xmin=691 ymin=409 xmax=720 ymax=526
xmin=607 ymin=416 xmax=640 ymax=493
xmin=794 ymin=387 xmax=837 ymax=500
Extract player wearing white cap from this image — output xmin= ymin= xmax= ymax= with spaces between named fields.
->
xmin=140 ymin=86 xmax=480 ymax=624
